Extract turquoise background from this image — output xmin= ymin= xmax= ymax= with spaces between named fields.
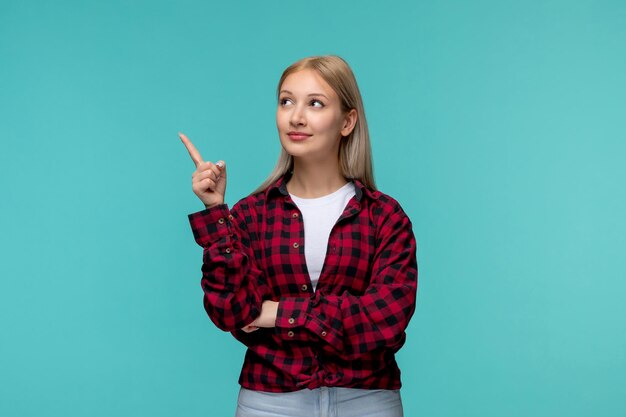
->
xmin=1 ymin=1 xmax=625 ymax=416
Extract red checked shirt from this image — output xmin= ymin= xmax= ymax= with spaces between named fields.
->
xmin=188 ymin=173 xmax=418 ymax=392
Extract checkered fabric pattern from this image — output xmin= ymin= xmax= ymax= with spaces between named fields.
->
xmin=188 ymin=173 xmax=418 ymax=392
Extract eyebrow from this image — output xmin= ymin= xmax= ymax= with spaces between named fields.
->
xmin=279 ymin=89 xmax=329 ymax=99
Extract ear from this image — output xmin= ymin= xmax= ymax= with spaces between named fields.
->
xmin=341 ymin=109 xmax=358 ymax=137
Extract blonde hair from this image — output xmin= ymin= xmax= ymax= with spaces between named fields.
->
xmin=252 ymin=55 xmax=376 ymax=194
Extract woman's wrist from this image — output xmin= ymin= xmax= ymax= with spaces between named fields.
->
xmin=204 ymin=201 xmax=224 ymax=210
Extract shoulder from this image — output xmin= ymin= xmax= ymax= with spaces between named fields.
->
xmin=234 ymin=189 xmax=266 ymax=208
xmin=230 ymin=190 xmax=266 ymax=221
xmin=361 ymin=186 xmax=411 ymax=221
xmin=229 ymin=181 xmax=282 ymax=224
xmin=363 ymin=193 xmax=416 ymax=259
xmin=359 ymin=187 xmax=415 ymax=244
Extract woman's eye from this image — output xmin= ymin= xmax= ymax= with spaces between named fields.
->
xmin=279 ymin=98 xmax=293 ymax=106
xmin=310 ymin=99 xmax=324 ymax=108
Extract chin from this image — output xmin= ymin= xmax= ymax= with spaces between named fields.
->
xmin=280 ymin=139 xmax=310 ymax=157
xmin=282 ymin=146 xmax=309 ymax=159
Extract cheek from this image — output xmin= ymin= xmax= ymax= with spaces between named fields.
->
xmin=312 ymin=113 xmax=343 ymax=135
xmin=277 ymin=109 xmax=292 ymax=128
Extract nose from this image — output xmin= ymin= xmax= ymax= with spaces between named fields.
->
xmin=289 ymin=103 xmax=306 ymax=127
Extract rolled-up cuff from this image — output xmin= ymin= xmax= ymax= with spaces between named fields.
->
xmin=188 ymin=204 xmax=233 ymax=247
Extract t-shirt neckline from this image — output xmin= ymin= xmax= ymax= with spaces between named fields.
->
xmin=289 ymin=182 xmax=355 ymax=206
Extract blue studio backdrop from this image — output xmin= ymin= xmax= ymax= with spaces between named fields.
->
xmin=1 ymin=1 xmax=625 ymax=416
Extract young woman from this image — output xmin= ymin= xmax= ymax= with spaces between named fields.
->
xmin=180 ymin=55 xmax=418 ymax=417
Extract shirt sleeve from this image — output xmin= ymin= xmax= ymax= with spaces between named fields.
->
xmin=274 ymin=202 xmax=418 ymax=360
xmin=188 ymin=200 xmax=269 ymax=332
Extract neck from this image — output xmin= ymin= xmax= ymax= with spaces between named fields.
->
xmin=287 ymin=157 xmax=347 ymax=198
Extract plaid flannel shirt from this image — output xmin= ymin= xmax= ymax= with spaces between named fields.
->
xmin=188 ymin=173 xmax=418 ymax=392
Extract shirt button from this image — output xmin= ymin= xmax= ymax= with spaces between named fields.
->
xmin=321 ymin=331 xmax=327 ymax=337
xmin=228 ymin=214 xmax=234 ymax=220
xmin=301 ymin=284 xmax=308 ymax=292
xmin=218 ymin=218 xmax=225 ymax=224
xmin=292 ymin=242 xmax=299 ymax=249
xmin=288 ymin=318 xmax=295 ymax=324
xmin=292 ymin=212 xmax=299 ymax=218
xmin=288 ymin=331 xmax=295 ymax=338
xmin=225 ymin=248 xmax=231 ymax=254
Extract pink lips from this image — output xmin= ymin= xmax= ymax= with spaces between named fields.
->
xmin=287 ymin=131 xmax=312 ymax=141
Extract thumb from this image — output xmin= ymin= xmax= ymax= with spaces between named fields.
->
xmin=216 ymin=160 xmax=227 ymax=178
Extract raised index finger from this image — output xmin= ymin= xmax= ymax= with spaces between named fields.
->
xmin=179 ymin=132 xmax=204 ymax=167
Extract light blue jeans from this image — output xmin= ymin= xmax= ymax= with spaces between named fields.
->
xmin=235 ymin=386 xmax=403 ymax=417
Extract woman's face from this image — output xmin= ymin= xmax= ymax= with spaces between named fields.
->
xmin=276 ymin=69 xmax=356 ymax=163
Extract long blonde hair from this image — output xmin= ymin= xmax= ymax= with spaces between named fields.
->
xmin=252 ymin=55 xmax=376 ymax=194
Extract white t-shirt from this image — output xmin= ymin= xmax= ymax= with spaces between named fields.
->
xmin=289 ymin=182 xmax=356 ymax=291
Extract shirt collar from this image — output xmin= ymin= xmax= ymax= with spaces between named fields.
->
xmin=265 ymin=171 xmax=378 ymax=202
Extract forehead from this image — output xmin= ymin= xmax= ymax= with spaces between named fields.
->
xmin=280 ymin=69 xmax=337 ymax=99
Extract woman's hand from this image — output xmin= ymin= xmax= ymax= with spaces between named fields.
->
xmin=179 ymin=132 xmax=227 ymax=209
xmin=241 ymin=301 xmax=279 ymax=333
